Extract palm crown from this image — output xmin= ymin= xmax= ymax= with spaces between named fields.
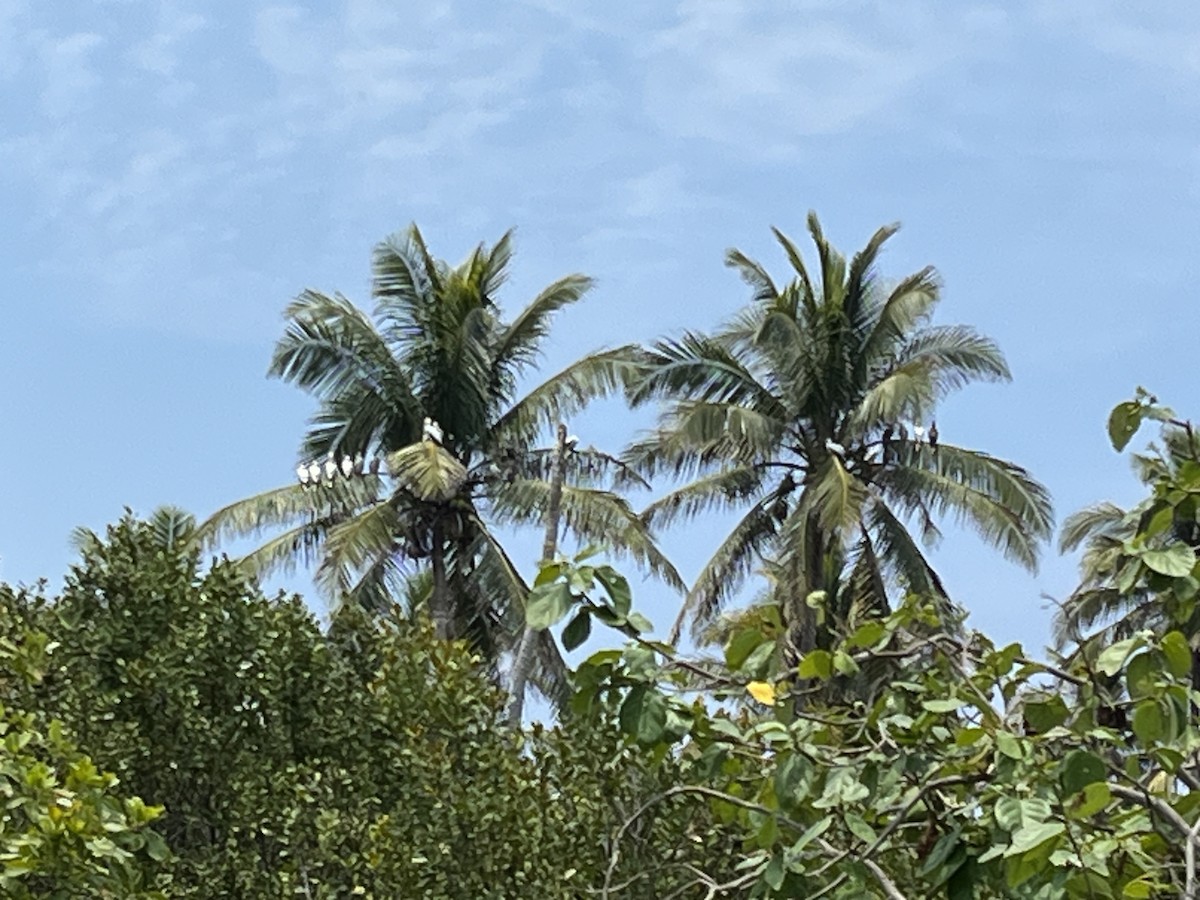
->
xmin=198 ymin=226 xmax=680 ymax=702
xmin=624 ymin=213 xmax=1053 ymax=650
xmin=1055 ymin=428 xmax=1200 ymax=650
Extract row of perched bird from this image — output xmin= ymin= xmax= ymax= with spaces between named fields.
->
xmin=294 ymin=417 xmax=447 ymax=487
xmin=823 ymin=421 xmax=940 ymax=463
xmin=296 ymin=453 xmax=381 ymax=486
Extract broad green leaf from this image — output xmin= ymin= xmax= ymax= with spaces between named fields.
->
xmin=561 ymin=609 xmax=591 ymax=652
xmin=1140 ymin=502 xmax=1174 ymax=539
xmin=1122 ymin=880 xmax=1154 ymax=899
xmin=844 ymin=812 xmax=876 ymax=844
xmin=790 ymin=815 xmax=832 ymax=854
xmin=994 ymin=795 xmax=1023 ymax=831
xmin=1060 ymin=750 xmax=1106 ymax=795
xmin=1131 ymin=700 xmax=1164 ymax=744
xmin=1116 ymin=559 xmax=1142 ymax=595
xmin=774 ymin=754 xmax=808 ymax=805
xmin=626 ymin=612 xmax=654 ymax=634
xmin=922 ymin=697 xmax=965 ymax=714
xmin=1107 ymin=401 xmax=1143 ymax=451
xmin=1124 ymin=652 xmax=1156 ymax=700
xmin=798 ymin=650 xmax=832 ymax=680
xmin=995 ymin=732 xmax=1024 ymax=760
xmin=618 ymin=686 xmax=668 ymax=745
xmin=525 ymin=581 xmax=574 ymax=630
xmin=533 ymin=562 xmax=564 ymax=587
xmin=763 ymin=853 xmax=785 ymax=891
xmin=1024 ymin=696 xmax=1069 ymax=732
xmin=1096 ymin=638 xmax=1139 ymax=676
xmin=920 ymin=829 xmax=961 ymax=875
xmin=581 ymin=648 xmax=622 ymax=668
xmin=1068 ymin=782 xmax=1111 ymax=819
xmin=726 ymin=628 xmax=767 ymax=671
xmin=594 ymin=565 xmax=632 ymax=617
xmin=1005 ymin=821 xmax=1064 ymax=856
xmin=832 ymin=650 xmax=859 ymax=675
xmin=743 ymin=640 xmax=776 ymax=678
xmin=845 ymin=620 xmax=886 ymax=650
xmin=1140 ymin=544 xmax=1195 ymax=577
xmin=1160 ymin=631 xmax=1192 ymax=678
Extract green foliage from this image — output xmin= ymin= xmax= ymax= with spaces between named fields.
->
xmin=1 ymin=515 xmax=735 ymax=897
xmin=0 ymin=630 xmax=166 ymax=898
xmin=1057 ymin=391 xmax=1200 ymax=650
xmin=563 ymin=549 xmax=1200 ymax=898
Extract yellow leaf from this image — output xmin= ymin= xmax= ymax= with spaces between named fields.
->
xmin=747 ymin=681 xmax=776 ymax=706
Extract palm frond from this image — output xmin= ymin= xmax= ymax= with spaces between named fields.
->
xmin=1058 ymin=502 xmax=1129 ymax=554
xmin=372 ymin=224 xmax=442 ymax=355
xmin=317 ymin=499 xmax=406 ymax=599
xmin=842 ymin=530 xmax=892 ymax=618
xmin=235 ymin=521 xmax=330 ymax=580
xmin=880 ymin=443 xmax=1053 ymax=572
xmin=640 ymin=465 xmax=769 ymax=529
xmin=301 ymin=384 xmax=414 ymax=461
xmin=270 ymin=291 xmax=421 ymax=436
xmin=195 ymin=478 xmax=382 ymax=551
xmin=149 ymin=506 xmax=198 ymax=552
xmin=487 ymin=445 xmax=649 ymax=494
xmin=491 ymin=346 xmax=640 ymax=449
xmin=468 ymin=228 xmax=514 ymax=301
xmin=492 ymin=274 xmax=595 ymax=380
xmin=341 ymin=552 xmax=418 ymax=614
xmin=806 ymin=455 xmax=869 ymax=538
xmin=892 ymin=326 xmax=1011 ymax=389
xmin=625 ymin=333 xmax=787 ymax=418
xmin=672 ymin=498 xmax=779 ymax=643
xmin=724 ymin=249 xmax=779 ymax=304
xmin=864 ymin=498 xmax=946 ymax=599
xmin=846 ymin=358 xmax=940 ymax=436
xmin=856 ymin=266 xmax=941 ymax=372
xmin=490 ymin=479 xmax=685 ymax=594
xmin=1052 ymin=587 xmax=1154 ymax=650
xmin=386 ymin=442 xmax=468 ymax=502
xmin=845 ymin=223 xmax=899 ymax=319
xmin=769 ymin=227 xmax=816 ymax=309
xmin=806 ymin=211 xmax=847 ymax=308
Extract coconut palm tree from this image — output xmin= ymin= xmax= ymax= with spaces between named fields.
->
xmin=1055 ymin=427 xmax=1200 ymax=649
xmin=624 ymin=213 xmax=1053 ymax=658
xmin=197 ymin=225 xmax=681 ymax=705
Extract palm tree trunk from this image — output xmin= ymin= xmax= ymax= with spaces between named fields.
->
xmin=507 ymin=423 xmax=568 ymax=726
xmin=429 ymin=520 xmax=453 ymax=640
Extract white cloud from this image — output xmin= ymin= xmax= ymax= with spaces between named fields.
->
xmin=127 ymin=2 xmax=205 ymax=78
xmin=1037 ymin=3 xmax=1200 ymax=81
xmin=639 ymin=0 xmax=1008 ymax=152
xmin=0 ymin=0 xmax=27 ymax=78
xmin=252 ymin=1 xmax=546 ymax=149
xmin=38 ymin=31 xmax=104 ymax=118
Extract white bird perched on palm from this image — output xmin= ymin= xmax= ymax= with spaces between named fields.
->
xmin=423 ymin=417 xmax=444 ymax=445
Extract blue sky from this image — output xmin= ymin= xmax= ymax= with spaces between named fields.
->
xmin=2 ymin=0 xmax=1198 ymax=656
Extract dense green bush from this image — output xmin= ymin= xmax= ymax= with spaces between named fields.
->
xmin=0 ymin=516 xmax=736 ymax=897
xmin=0 ymin=628 xmax=166 ymax=898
